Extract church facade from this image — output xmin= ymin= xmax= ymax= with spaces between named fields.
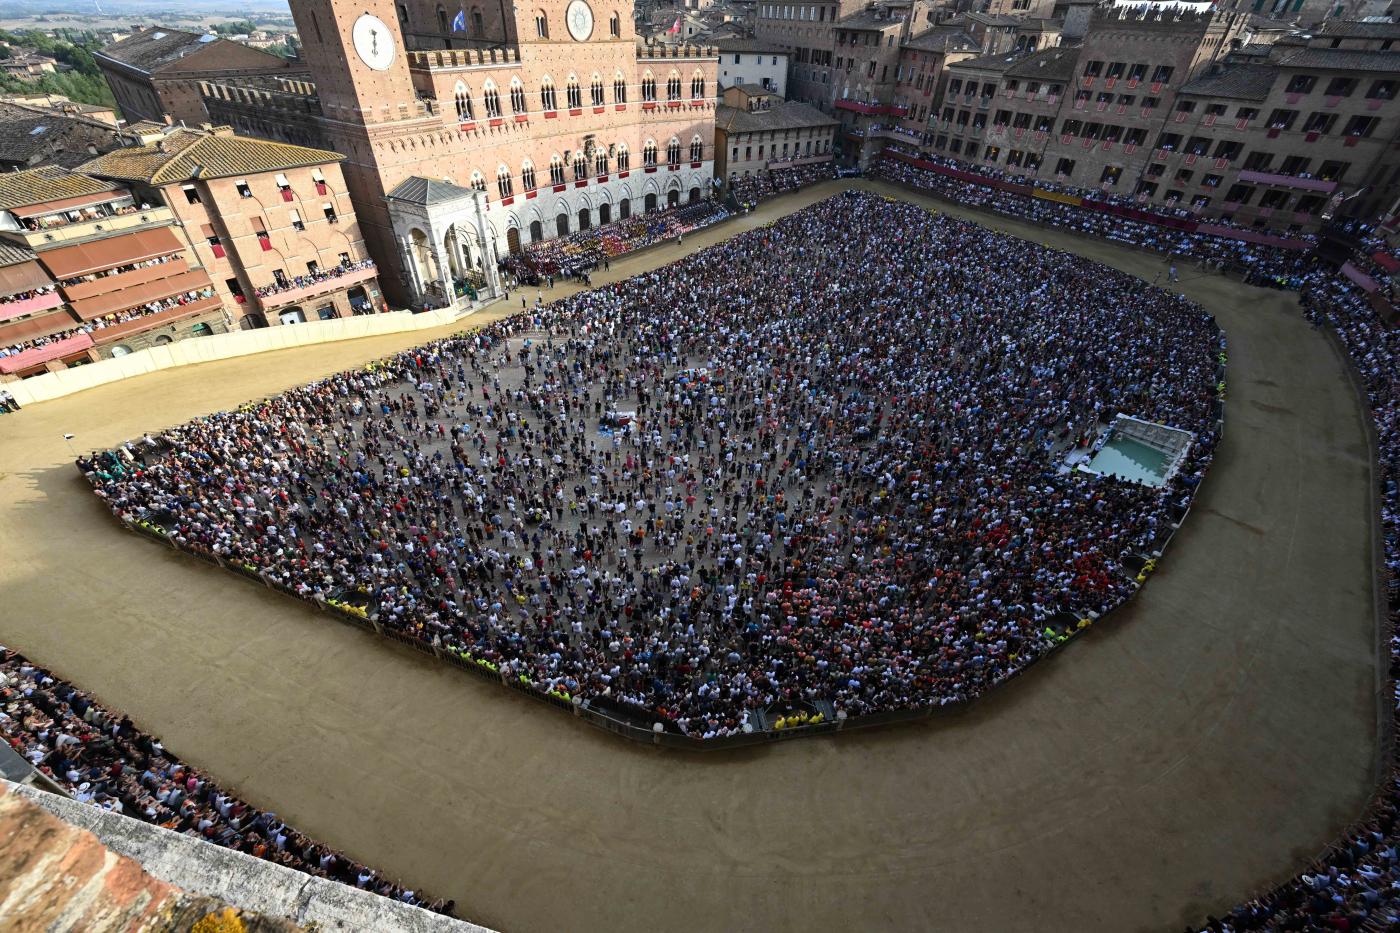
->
xmin=201 ymin=0 xmax=718 ymax=305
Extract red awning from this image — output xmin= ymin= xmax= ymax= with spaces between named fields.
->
xmin=0 ymin=257 xmax=53 ymax=298
xmin=38 ymin=226 xmax=185 ymax=280
xmin=9 ymin=190 xmax=125 ymax=219
xmin=1372 ymin=250 xmax=1400 ymax=274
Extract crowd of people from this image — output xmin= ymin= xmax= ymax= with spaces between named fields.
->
xmin=254 ymin=259 xmax=377 ymax=299
xmin=83 ymin=191 xmax=1220 ymax=740
xmin=0 ymin=287 xmax=218 ymax=361
xmin=510 ymin=201 xmax=730 ymax=280
xmin=728 ymin=162 xmax=839 ymax=210
xmin=870 ymin=155 xmax=1318 ymax=287
xmin=0 ymin=646 xmax=456 ymax=916
xmin=0 ymin=284 xmax=57 ymax=314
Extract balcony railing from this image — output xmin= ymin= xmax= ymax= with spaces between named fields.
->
xmin=60 ymin=257 xmax=190 ymax=303
xmin=0 ymin=331 xmax=93 ymax=374
xmin=12 ymin=207 xmax=174 ymax=249
xmin=90 ymin=296 xmax=222 ymax=343
xmin=0 ymin=290 xmax=62 ymax=323
xmin=1236 ymin=170 xmax=1338 ymax=193
xmin=257 ymin=263 xmax=378 ymax=311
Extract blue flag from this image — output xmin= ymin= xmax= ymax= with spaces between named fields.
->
xmin=451 ymin=8 xmax=467 ymax=31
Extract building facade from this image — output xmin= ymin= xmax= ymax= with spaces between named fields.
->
xmin=96 ymin=28 xmax=306 ymax=127
xmin=0 ymin=167 xmax=226 ymax=379
xmin=78 ymin=126 xmax=384 ymax=328
xmin=716 ymin=38 xmax=790 ymax=95
xmin=714 ymin=84 xmax=838 ymax=178
xmin=192 ymin=0 xmax=718 ymax=306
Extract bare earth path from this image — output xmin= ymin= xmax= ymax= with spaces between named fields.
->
xmin=0 ymin=181 xmax=1380 ymax=932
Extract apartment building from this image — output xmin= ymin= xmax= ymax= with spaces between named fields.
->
xmin=78 ymin=126 xmax=383 ymax=327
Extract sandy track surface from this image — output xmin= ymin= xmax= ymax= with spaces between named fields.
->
xmin=0 ymin=180 xmax=1380 ymax=932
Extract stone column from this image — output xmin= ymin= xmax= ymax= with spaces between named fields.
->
xmin=400 ymin=235 xmax=425 ymax=303
xmin=473 ymin=195 xmax=502 ymax=298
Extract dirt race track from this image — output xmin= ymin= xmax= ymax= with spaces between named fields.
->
xmin=0 ymin=180 xmax=1383 ymax=932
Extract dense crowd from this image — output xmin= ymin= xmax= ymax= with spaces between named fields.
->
xmin=0 ymin=284 xmax=56 ymax=312
xmin=728 ymin=162 xmax=839 ymax=210
xmin=870 ymin=155 xmax=1318 ymax=286
xmin=0 ymin=646 xmax=456 ymax=915
xmin=0 ymin=287 xmax=218 ymax=360
xmin=512 ymin=201 xmax=729 ymax=280
xmin=253 ymin=259 xmax=377 ymax=299
xmin=84 ymin=191 xmax=1219 ymax=739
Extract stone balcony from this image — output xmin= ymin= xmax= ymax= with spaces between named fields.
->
xmin=256 ymin=263 xmax=379 ymax=312
xmin=0 ymin=331 xmax=93 ymax=374
xmin=0 ymin=290 xmax=62 ymax=323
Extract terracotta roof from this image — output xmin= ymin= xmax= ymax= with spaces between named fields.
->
xmin=0 ymin=166 xmax=122 ymax=211
xmin=1004 ymin=46 xmax=1080 ymax=82
xmin=715 ymin=101 xmax=838 ymax=133
xmin=901 ymin=28 xmax=979 ymax=53
xmin=0 ymin=240 xmax=37 ymax=267
xmin=1275 ymin=47 xmax=1400 ymax=71
xmin=0 ymin=102 xmax=124 ymax=170
xmin=1179 ymin=64 xmax=1279 ymax=100
xmin=97 ymin=27 xmax=287 ymax=75
xmin=950 ymin=50 xmax=1029 ymax=73
xmin=78 ymin=128 xmax=343 ymax=185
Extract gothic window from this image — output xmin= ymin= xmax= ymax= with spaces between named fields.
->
xmin=483 ymin=81 xmax=501 ymax=118
xmin=510 ymin=80 xmax=526 ymax=114
xmin=691 ymin=73 xmax=704 ymax=98
xmin=550 ymin=155 xmax=566 ymax=185
xmin=535 ymin=12 xmax=549 ymax=38
xmin=573 ymin=152 xmax=587 ymax=180
xmin=521 ymin=161 xmax=536 ymax=190
xmin=616 ymin=144 xmax=630 ymax=171
xmin=541 ymin=78 xmax=557 ymax=111
xmin=496 ymin=166 xmax=513 ymax=198
xmin=614 ymin=73 xmax=627 ymax=103
xmin=609 ymin=12 xmax=620 ymax=37
xmin=667 ymin=74 xmax=682 ymax=100
xmin=644 ymin=139 xmax=657 ymax=166
xmin=641 ymin=74 xmax=656 ymax=102
xmin=566 ymin=77 xmax=582 ymax=109
xmin=469 ymin=171 xmax=486 ymax=192
xmin=595 ymin=150 xmax=608 ymax=175
xmin=591 ymin=75 xmax=605 ymax=106
xmin=667 ymin=137 xmax=681 ymax=165
xmin=454 ymin=83 xmax=473 ymax=120
xmin=690 ymin=136 xmax=703 ymax=161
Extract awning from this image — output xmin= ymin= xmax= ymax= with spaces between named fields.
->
xmin=38 ymin=226 xmax=184 ymax=280
xmin=0 ymin=257 xmax=53 ymax=298
xmin=69 ymin=267 xmax=213 ymax=321
xmin=10 ymin=190 xmax=125 ymax=219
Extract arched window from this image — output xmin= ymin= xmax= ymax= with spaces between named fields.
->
xmin=667 ymin=137 xmax=681 ymax=165
xmin=510 ymin=79 xmax=526 ymax=114
xmin=521 ymin=160 xmax=536 ymax=190
xmin=591 ymin=75 xmax=604 ymax=106
xmin=595 ymin=150 xmax=608 ymax=175
xmin=690 ymin=135 xmax=703 ymax=161
xmin=472 ymin=7 xmax=483 ymax=33
xmin=483 ymin=80 xmax=501 ymax=118
xmin=641 ymin=74 xmax=656 ymax=102
xmin=535 ymin=11 xmax=549 ymax=37
xmin=573 ymin=151 xmax=587 ymax=180
xmin=454 ymin=82 xmax=474 ymax=120
xmin=691 ymin=73 xmax=705 ymax=99
xmin=613 ymin=73 xmax=627 ymax=103
xmin=667 ymin=73 xmax=682 ymax=101
xmin=437 ymin=6 xmax=448 ymax=32
xmin=549 ymin=154 xmax=565 ymax=185
xmin=496 ymin=166 xmax=513 ymax=198
xmin=616 ymin=143 xmax=630 ymax=171
xmin=540 ymin=77 xmax=557 ymax=112
xmin=469 ymin=171 xmax=486 ymax=192
xmin=566 ymin=76 xmax=581 ymax=109
xmin=609 ymin=11 xmax=620 ymax=37
xmin=398 ymin=3 xmax=409 ymax=26
xmin=643 ymin=139 xmax=657 ymax=166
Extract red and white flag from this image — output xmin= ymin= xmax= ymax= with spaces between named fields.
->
xmin=668 ymin=15 xmax=682 ymax=34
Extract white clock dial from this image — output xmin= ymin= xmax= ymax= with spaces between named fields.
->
xmin=351 ymin=14 xmax=396 ymax=71
xmin=566 ymin=0 xmax=594 ymax=41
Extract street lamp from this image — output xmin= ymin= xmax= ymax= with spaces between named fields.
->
xmin=62 ymin=433 xmax=76 ymax=458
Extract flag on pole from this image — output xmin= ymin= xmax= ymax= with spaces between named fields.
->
xmin=668 ymin=15 xmax=682 ymax=34
xmin=452 ymin=8 xmax=467 ymax=31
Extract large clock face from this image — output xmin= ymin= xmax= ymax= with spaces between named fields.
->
xmin=351 ymin=14 xmax=396 ymax=71
xmin=566 ymin=0 xmax=594 ymax=41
